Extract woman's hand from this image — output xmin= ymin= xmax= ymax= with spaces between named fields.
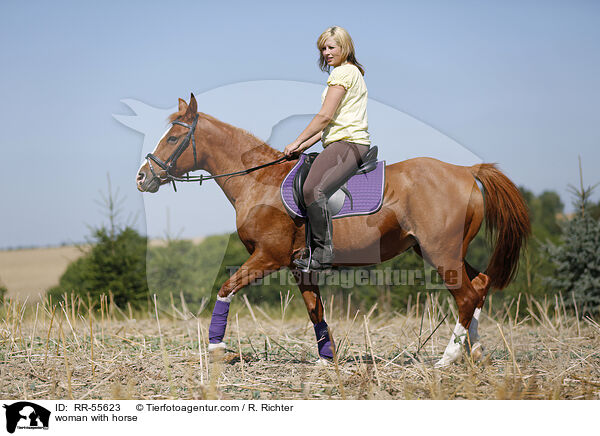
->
xmin=284 ymin=131 xmax=324 ymax=158
xmin=284 ymin=140 xmax=302 ymax=158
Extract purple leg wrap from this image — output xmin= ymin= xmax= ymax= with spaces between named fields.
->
xmin=208 ymin=299 xmax=230 ymax=344
xmin=314 ymin=320 xmax=334 ymax=359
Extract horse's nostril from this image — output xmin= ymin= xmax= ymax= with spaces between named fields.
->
xmin=137 ymin=172 xmax=145 ymax=183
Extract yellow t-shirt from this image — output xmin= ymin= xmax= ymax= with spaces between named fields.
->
xmin=321 ymin=62 xmax=370 ymax=147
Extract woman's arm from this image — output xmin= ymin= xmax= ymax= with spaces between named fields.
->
xmin=298 ymin=131 xmax=323 ymax=152
xmin=284 ymin=85 xmax=346 ymax=157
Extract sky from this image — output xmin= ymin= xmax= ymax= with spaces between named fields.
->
xmin=0 ymin=0 xmax=599 ymax=249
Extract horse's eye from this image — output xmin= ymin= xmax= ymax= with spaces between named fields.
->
xmin=167 ymin=136 xmax=178 ymax=143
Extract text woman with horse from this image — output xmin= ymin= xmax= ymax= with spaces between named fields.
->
xmin=136 ymin=26 xmax=530 ymax=367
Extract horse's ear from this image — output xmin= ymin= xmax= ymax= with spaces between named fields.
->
xmin=188 ymin=93 xmax=198 ymax=115
xmin=178 ymin=98 xmax=188 ymax=113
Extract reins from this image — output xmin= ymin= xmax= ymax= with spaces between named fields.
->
xmin=145 ymin=114 xmax=289 ymax=192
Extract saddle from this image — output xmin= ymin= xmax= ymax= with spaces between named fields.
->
xmin=280 ymin=146 xmax=385 ymax=219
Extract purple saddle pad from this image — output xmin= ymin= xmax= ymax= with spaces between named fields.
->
xmin=280 ymin=154 xmax=386 ymax=219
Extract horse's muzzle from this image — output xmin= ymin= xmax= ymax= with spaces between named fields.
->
xmin=137 ymin=169 xmax=160 ymax=193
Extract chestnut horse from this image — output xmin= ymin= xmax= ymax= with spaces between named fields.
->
xmin=136 ymin=94 xmax=530 ymax=367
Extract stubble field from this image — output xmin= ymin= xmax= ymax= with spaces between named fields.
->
xmin=1 ymin=292 xmax=599 ymax=400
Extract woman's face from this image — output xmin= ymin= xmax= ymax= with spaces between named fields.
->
xmin=321 ymin=37 xmax=344 ymax=67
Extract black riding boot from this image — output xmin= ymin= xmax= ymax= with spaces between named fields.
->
xmin=294 ymin=197 xmax=334 ymax=271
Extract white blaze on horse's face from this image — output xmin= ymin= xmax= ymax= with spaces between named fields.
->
xmin=140 ymin=126 xmax=171 ymax=168
xmin=137 ymin=125 xmax=173 ymax=193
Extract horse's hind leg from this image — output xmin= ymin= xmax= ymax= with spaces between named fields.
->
xmin=433 ymin=261 xmax=492 ymax=367
xmin=413 ymin=245 xmax=483 ymax=365
xmin=292 ymin=270 xmax=334 ymax=361
xmin=429 ymin=261 xmax=483 ymax=367
xmin=464 ymin=261 xmax=491 ymax=360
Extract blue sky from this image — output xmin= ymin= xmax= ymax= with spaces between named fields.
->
xmin=0 ymin=1 xmax=599 ymax=248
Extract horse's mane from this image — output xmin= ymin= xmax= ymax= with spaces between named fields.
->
xmin=168 ymin=110 xmax=184 ymax=123
xmin=167 ymin=110 xmax=283 ymax=159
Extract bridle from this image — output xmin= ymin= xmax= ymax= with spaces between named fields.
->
xmin=144 ymin=113 xmax=288 ymax=192
xmin=145 ymin=114 xmax=200 ymax=191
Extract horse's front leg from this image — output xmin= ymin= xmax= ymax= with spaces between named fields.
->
xmin=291 ymin=270 xmax=334 ymax=361
xmin=208 ymin=252 xmax=280 ymax=350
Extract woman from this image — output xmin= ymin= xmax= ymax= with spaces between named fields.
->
xmin=284 ymin=26 xmax=371 ymax=271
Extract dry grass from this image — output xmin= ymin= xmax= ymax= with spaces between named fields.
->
xmin=0 ymin=292 xmax=599 ymax=400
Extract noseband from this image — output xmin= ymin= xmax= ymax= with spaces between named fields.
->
xmin=144 ymin=113 xmax=288 ymax=192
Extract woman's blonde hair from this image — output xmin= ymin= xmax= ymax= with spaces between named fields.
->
xmin=317 ymin=26 xmax=365 ymax=76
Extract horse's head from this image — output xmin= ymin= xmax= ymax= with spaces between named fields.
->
xmin=137 ymin=94 xmax=200 ymax=193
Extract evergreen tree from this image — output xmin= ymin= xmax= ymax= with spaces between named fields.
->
xmin=49 ymin=227 xmax=149 ymax=308
xmin=589 ymin=199 xmax=600 ymax=221
xmin=544 ymin=163 xmax=600 ymax=316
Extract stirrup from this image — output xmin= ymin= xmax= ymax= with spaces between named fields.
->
xmin=293 ymin=256 xmax=332 ymax=272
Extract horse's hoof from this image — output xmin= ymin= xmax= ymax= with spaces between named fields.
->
xmin=434 ymin=348 xmax=462 ymax=368
xmin=208 ymin=342 xmax=226 ymax=352
xmin=434 ymin=356 xmax=452 ymax=368
xmin=315 ymin=357 xmax=331 ymax=367
xmin=470 ymin=343 xmax=484 ymax=361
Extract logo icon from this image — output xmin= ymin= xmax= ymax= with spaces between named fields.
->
xmin=3 ymin=402 xmax=51 ymax=434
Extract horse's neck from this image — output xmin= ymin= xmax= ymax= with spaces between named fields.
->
xmin=198 ymin=115 xmax=282 ymax=205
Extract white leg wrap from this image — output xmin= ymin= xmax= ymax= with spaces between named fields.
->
xmin=217 ymin=294 xmax=234 ymax=303
xmin=315 ymin=357 xmax=330 ymax=367
xmin=207 ymin=342 xmax=226 ymax=351
xmin=435 ymin=322 xmax=467 ymax=368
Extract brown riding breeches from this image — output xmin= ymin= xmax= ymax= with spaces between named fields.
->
xmin=302 ymin=140 xmax=370 ymax=206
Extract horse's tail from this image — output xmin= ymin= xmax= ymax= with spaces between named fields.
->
xmin=469 ymin=163 xmax=531 ymax=289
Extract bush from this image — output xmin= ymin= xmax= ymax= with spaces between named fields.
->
xmin=147 ymin=232 xmax=293 ymax=310
xmin=147 ymin=234 xmax=230 ymax=309
xmin=48 ymin=226 xmax=149 ymax=308
xmin=147 ymin=238 xmax=200 ymax=306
